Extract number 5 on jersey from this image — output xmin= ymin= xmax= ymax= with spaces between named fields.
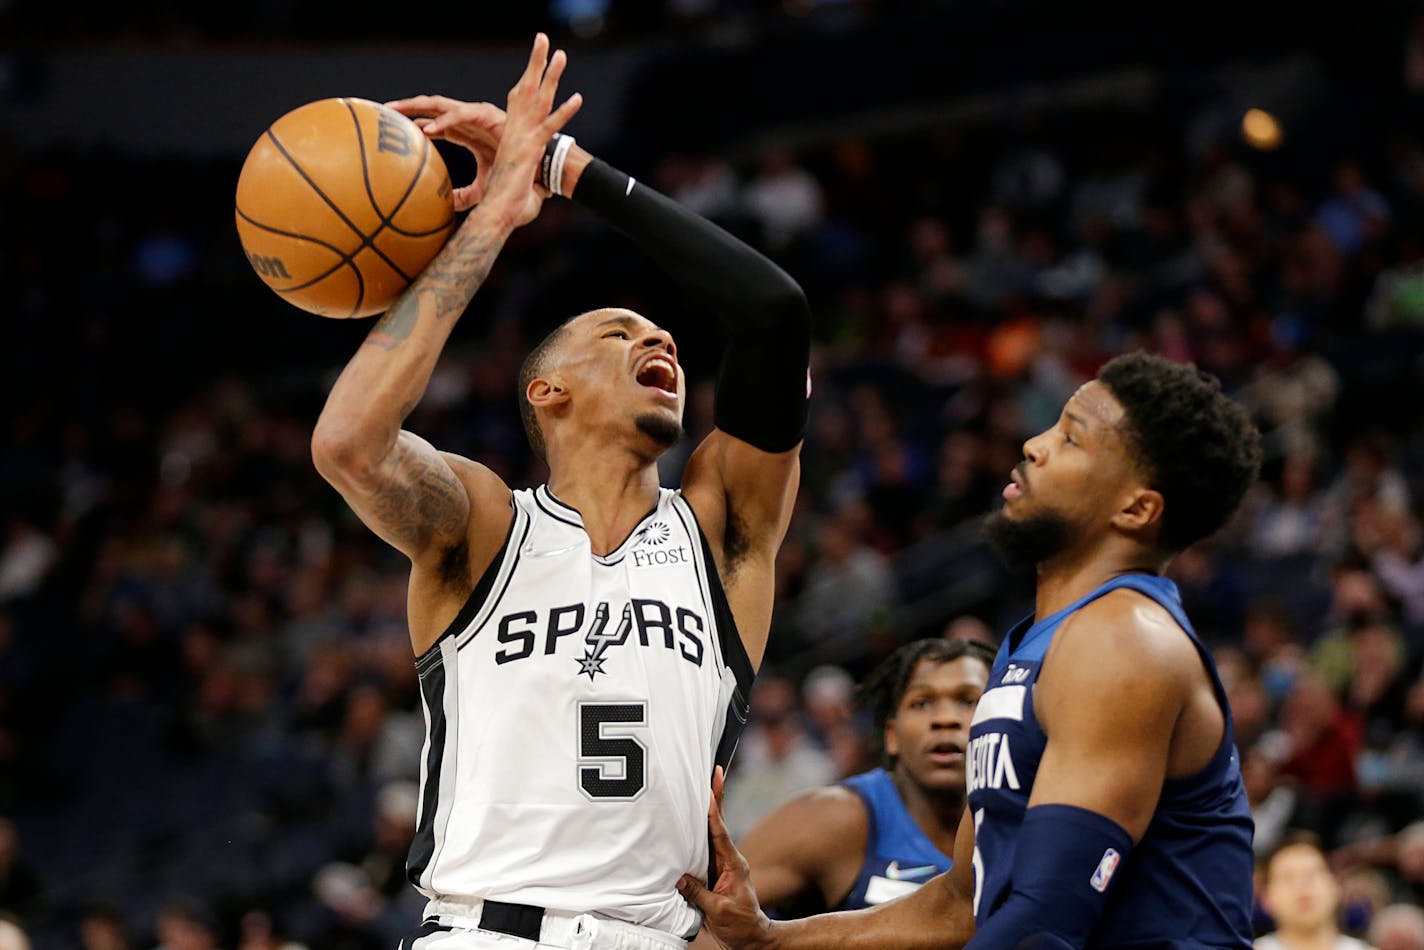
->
xmin=578 ymin=702 xmax=648 ymax=801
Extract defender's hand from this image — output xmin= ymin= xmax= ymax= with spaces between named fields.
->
xmin=678 ymin=768 xmax=780 ymax=950
xmin=384 ymin=96 xmax=508 ymax=212
xmin=387 ymin=34 xmax=580 ymax=222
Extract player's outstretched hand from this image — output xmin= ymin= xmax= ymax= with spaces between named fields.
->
xmin=678 ymin=768 xmax=779 ymax=950
xmin=386 ymin=34 xmax=580 ymax=222
xmin=486 ymin=34 xmax=580 ymax=227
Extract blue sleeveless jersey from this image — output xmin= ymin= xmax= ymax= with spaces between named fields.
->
xmin=966 ymin=574 xmax=1253 ymax=950
xmin=839 ymin=768 xmax=954 ymax=910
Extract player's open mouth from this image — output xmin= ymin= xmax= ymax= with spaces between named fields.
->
xmin=635 ymin=355 xmax=678 ymax=398
xmin=1002 ymin=468 xmax=1026 ymax=500
xmin=927 ymin=741 xmax=964 ymax=765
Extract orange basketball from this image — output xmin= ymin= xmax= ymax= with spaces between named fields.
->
xmin=235 ymin=98 xmax=455 ymax=319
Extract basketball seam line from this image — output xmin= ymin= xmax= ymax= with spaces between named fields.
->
xmin=344 ymin=99 xmax=414 ymax=284
xmin=266 ymin=122 xmax=407 ymax=314
xmin=235 ymin=206 xmax=354 ymax=293
xmin=264 ymin=125 xmax=370 ymax=316
xmin=380 ymin=125 xmax=454 ymax=237
xmin=346 ymin=99 xmax=442 ymax=243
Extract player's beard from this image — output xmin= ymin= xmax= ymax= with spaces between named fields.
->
xmin=635 ymin=412 xmax=683 ymax=450
xmin=982 ymin=507 xmax=1071 ymax=571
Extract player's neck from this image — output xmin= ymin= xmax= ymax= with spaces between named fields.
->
xmin=1033 ymin=537 xmax=1163 ymax=620
xmin=546 ymin=451 xmax=662 ymax=557
xmin=890 ymin=768 xmax=962 ymax=853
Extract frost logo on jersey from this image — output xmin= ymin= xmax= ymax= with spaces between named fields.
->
xmin=1090 ymin=848 xmax=1121 ymax=892
xmin=633 ymin=521 xmax=672 ymax=547
xmin=630 ymin=520 xmax=690 ymax=568
xmin=966 ymin=732 xmax=1021 ymax=794
xmin=577 ymin=602 xmax=634 ymax=680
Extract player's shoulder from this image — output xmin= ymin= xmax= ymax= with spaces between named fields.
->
xmin=1047 ymin=586 xmax=1199 ymax=696
xmin=761 ymin=784 xmax=870 ymax=842
xmin=438 ymin=452 xmax=514 ymax=535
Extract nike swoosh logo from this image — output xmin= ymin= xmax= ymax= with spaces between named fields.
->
xmin=884 ymin=861 xmax=938 ymax=880
xmin=522 ymin=541 xmax=583 ymax=559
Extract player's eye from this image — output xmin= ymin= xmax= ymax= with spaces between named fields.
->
xmin=604 ymin=331 xmax=628 ymax=339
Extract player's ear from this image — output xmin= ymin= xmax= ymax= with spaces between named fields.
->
xmin=1112 ymin=487 xmax=1164 ymax=536
xmin=527 ymin=375 xmax=570 ymax=409
xmin=884 ymin=719 xmax=901 ymax=760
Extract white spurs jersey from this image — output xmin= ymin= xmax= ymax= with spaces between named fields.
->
xmin=408 ymin=485 xmax=754 ymax=938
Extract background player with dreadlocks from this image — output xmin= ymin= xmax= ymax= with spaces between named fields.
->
xmin=701 ymin=639 xmax=993 ymax=934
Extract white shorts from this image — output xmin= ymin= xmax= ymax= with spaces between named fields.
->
xmin=400 ymin=898 xmax=691 ymax=950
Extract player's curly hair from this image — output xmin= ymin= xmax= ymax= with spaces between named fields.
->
xmin=858 ymin=638 xmax=996 ymax=767
xmin=518 ymin=317 xmax=578 ymax=462
xmin=1097 ymin=352 xmax=1262 ymax=554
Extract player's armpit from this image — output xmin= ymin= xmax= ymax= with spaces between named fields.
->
xmin=680 ymin=432 xmax=799 ymax=669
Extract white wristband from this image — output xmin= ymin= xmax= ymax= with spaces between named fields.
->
xmin=541 ymin=133 xmax=577 ymax=197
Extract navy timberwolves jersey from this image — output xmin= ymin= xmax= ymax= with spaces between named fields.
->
xmin=967 ymin=574 xmax=1253 ymax=949
xmin=838 ymin=768 xmax=953 ymax=910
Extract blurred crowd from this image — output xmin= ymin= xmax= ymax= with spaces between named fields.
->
xmin=5 ymin=12 xmax=1424 ymax=949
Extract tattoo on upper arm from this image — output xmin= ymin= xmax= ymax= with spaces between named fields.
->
xmin=369 ymin=440 xmax=468 ymax=552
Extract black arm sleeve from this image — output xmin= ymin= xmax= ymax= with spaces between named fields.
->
xmin=571 ymin=158 xmax=811 ymax=453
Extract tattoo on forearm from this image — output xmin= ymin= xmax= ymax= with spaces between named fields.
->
xmin=361 ymin=223 xmax=507 ymax=351
xmin=368 ymin=293 xmax=420 ymax=350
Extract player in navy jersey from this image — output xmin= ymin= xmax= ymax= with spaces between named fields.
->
xmin=680 ymin=352 xmax=1263 ymax=950
xmin=725 ymin=640 xmax=993 ymax=921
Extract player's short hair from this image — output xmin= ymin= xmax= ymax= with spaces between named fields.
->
xmin=1097 ymin=352 xmax=1262 ymax=554
xmin=859 ymin=638 xmax=996 ymax=766
xmin=518 ymin=316 xmax=579 ymax=462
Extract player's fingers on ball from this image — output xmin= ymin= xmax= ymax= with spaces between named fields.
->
xmin=451 ymin=184 xmax=479 ymax=212
xmin=466 ymin=102 xmax=507 ymax=130
xmin=386 ymin=95 xmax=442 ymax=116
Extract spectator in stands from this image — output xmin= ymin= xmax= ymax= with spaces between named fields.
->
xmin=722 ymin=675 xmax=838 ymax=840
xmin=153 ymin=897 xmax=219 ymax=950
xmin=1370 ymin=904 xmax=1424 ymax=950
xmin=1256 ymin=835 xmax=1370 ymax=950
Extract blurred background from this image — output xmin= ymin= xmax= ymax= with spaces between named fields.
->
xmin=3 ymin=0 xmax=1424 ymax=947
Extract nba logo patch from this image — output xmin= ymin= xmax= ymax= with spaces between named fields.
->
xmin=1090 ymin=848 xmax=1121 ymax=892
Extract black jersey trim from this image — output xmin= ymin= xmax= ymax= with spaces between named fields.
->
xmin=683 ymin=504 xmax=756 ymax=698
xmin=414 ymin=499 xmax=521 ymax=673
xmin=407 ymin=653 xmax=449 ymax=889
xmin=537 ymin=484 xmax=662 ymax=564
xmin=453 ymin=506 xmax=535 ymax=653
xmin=399 ymin=919 xmax=454 ymax=950
xmin=533 ymin=487 xmax=584 ymax=529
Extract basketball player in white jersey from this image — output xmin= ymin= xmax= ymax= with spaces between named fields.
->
xmin=312 ymin=37 xmax=810 ymax=950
